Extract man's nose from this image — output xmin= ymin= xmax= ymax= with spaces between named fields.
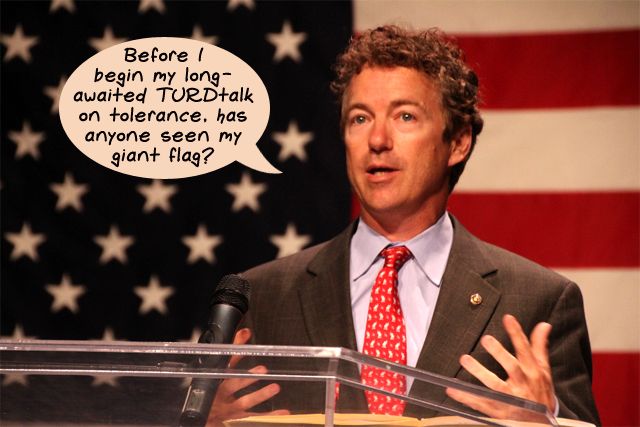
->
xmin=368 ymin=120 xmax=392 ymax=153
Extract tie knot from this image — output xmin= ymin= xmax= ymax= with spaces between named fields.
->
xmin=381 ymin=245 xmax=412 ymax=269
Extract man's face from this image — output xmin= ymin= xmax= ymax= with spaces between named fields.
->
xmin=343 ymin=66 xmax=467 ymax=227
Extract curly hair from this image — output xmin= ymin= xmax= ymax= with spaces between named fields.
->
xmin=331 ymin=25 xmax=484 ymax=191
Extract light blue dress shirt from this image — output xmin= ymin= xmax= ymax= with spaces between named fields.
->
xmin=349 ymin=213 xmax=454 ymax=368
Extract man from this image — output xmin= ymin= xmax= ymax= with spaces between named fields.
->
xmin=209 ymin=26 xmax=600 ymax=425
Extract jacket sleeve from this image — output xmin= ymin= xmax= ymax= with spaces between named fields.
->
xmin=547 ymin=281 xmax=600 ymax=425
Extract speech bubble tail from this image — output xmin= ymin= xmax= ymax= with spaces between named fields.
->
xmin=237 ymin=145 xmax=282 ymax=174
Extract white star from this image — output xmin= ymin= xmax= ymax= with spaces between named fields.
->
xmin=137 ymin=179 xmax=178 ymax=213
xmin=50 ymin=172 xmax=89 ymax=212
xmin=225 ymin=172 xmax=267 ymax=213
xmin=91 ymin=373 xmax=119 ymax=387
xmin=190 ymin=25 xmax=218 ymax=45
xmin=182 ymin=224 xmax=223 ymax=264
xmin=43 ymin=75 xmax=67 ymax=114
xmin=269 ymin=223 xmax=311 ymax=258
xmin=50 ymin=0 xmax=76 ymax=13
xmin=89 ymin=26 xmax=127 ymax=52
xmin=138 ymin=0 xmax=166 ymax=14
xmin=101 ymin=327 xmax=116 ymax=342
xmin=1 ymin=324 xmax=36 ymax=340
xmin=2 ymin=372 xmax=28 ymax=387
xmin=1 ymin=24 xmax=39 ymax=63
xmin=92 ymin=327 xmax=119 ymax=386
xmin=134 ymin=276 xmax=174 ymax=315
xmin=4 ymin=222 xmax=46 ymax=261
xmin=266 ymin=20 xmax=307 ymax=63
xmin=184 ymin=328 xmax=203 ymax=343
xmin=45 ymin=274 xmax=86 ymax=314
xmin=8 ymin=121 xmax=45 ymax=160
xmin=227 ymin=0 xmax=255 ymax=11
xmin=272 ymin=120 xmax=313 ymax=162
xmin=94 ymin=225 xmax=135 ymax=264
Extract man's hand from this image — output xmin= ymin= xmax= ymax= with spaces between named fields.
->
xmin=447 ymin=314 xmax=556 ymax=420
xmin=206 ymin=328 xmax=290 ymax=426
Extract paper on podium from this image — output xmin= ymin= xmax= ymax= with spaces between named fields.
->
xmin=419 ymin=416 xmax=596 ymax=427
xmin=225 ymin=413 xmax=420 ymax=426
xmin=224 ymin=414 xmax=596 ymax=427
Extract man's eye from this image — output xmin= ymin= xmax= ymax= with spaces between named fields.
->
xmin=352 ymin=115 xmax=367 ymax=125
xmin=400 ymin=112 xmax=415 ymax=122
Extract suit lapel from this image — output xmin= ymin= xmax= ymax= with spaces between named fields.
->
xmin=296 ymin=222 xmax=368 ymax=411
xmin=297 ymin=223 xmax=358 ymax=350
xmin=406 ymin=217 xmax=501 ymax=417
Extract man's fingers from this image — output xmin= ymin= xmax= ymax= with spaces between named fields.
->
xmin=457 ymin=315 xmax=556 ymax=419
xmin=502 ymin=314 xmax=538 ymax=371
xmin=480 ymin=335 xmax=527 ymax=385
xmin=459 ymin=354 xmax=509 ymax=392
xmin=447 ymin=387 xmax=551 ymax=424
xmin=233 ymin=328 xmax=252 ymax=345
xmin=234 ymin=383 xmax=283 ymax=411
xmin=529 ymin=322 xmax=552 ymax=369
xmin=245 ymin=409 xmax=291 ymax=418
xmin=446 ymin=387 xmax=503 ymax=418
xmin=218 ymin=365 xmax=268 ymax=396
xmin=228 ymin=328 xmax=252 ymax=368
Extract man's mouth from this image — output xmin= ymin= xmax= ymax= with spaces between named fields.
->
xmin=367 ymin=166 xmax=397 ymax=175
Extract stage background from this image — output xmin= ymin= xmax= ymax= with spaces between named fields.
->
xmin=1 ymin=1 xmax=638 ymax=425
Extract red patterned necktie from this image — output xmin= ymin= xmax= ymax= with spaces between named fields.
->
xmin=361 ymin=245 xmax=412 ymax=415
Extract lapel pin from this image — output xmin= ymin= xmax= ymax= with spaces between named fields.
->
xmin=470 ymin=293 xmax=483 ymax=306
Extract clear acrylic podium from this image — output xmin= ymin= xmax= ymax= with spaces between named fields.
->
xmin=0 ymin=340 xmax=559 ymax=426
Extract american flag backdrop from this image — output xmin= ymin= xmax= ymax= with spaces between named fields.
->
xmin=1 ymin=1 xmax=638 ymax=426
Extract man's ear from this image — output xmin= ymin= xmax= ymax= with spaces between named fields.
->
xmin=448 ymin=125 xmax=473 ymax=167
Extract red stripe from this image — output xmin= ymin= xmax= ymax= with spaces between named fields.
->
xmin=447 ymin=192 xmax=639 ymax=268
xmin=351 ymin=192 xmax=640 ymax=268
xmin=453 ymin=30 xmax=640 ymax=109
xmin=593 ymin=352 xmax=640 ymax=426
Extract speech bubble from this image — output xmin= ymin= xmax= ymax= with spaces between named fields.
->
xmin=59 ymin=37 xmax=280 ymax=178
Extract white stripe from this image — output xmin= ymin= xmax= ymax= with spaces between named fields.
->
xmin=457 ymin=107 xmax=640 ymax=191
xmin=554 ymin=268 xmax=640 ymax=352
xmin=354 ymin=0 xmax=639 ymax=34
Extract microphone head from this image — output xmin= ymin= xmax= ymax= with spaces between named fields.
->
xmin=211 ymin=274 xmax=250 ymax=314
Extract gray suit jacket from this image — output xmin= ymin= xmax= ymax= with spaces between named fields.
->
xmin=241 ymin=216 xmax=600 ymax=424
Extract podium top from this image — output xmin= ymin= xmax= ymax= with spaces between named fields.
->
xmin=0 ymin=339 xmax=558 ymax=427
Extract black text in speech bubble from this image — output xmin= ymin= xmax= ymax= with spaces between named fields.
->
xmin=59 ymin=37 xmax=280 ymax=178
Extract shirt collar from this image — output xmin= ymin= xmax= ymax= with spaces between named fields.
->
xmin=350 ymin=213 xmax=453 ymax=287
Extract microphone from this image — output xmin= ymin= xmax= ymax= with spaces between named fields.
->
xmin=179 ymin=274 xmax=251 ymax=427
